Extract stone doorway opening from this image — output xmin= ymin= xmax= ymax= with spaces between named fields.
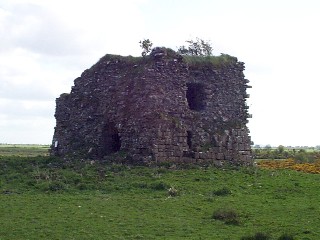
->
xmin=186 ymin=83 xmax=206 ymax=111
xmin=102 ymin=122 xmax=121 ymax=155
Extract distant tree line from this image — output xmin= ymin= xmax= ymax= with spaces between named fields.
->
xmin=253 ymin=145 xmax=320 ymax=162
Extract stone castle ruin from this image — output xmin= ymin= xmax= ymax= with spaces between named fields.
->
xmin=51 ymin=47 xmax=252 ymax=165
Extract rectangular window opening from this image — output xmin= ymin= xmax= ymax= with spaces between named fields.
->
xmin=186 ymin=83 xmax=206 ymax=111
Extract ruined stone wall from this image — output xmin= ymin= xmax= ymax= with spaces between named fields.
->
xmin=148 ymin=55 xmax=252 ymax=165
xmin=52 ymin=48 xmax=252 ymax=165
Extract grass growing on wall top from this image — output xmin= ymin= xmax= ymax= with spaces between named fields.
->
xmin=97 ymin=53 xmax=145 ymax=65
xmin=96 ymin=50 xmax=239 ymax=68
xmin=183 ymin=53 xmax=239 ymax=68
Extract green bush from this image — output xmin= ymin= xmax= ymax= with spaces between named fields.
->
xmin=150 ymin=181 xmax=169 ymax=191
xmin=109 ymin=163 xmax=128 ymax=173
xmin=294 ymin=150 xmax=316 ymax=163
xmin=212 ymin=208 xmax=240 ymax=225
xmin=278 ymin=233 xmax=294 ymax=240
xmin=211 ymin=187 xmax=231 ymax=196
xmin=48 ymin=181 xmax=66 ymax=192
xmin=241 ymin=232 xmax=271 ymax=240
xmin=133 ymin=182 xmax=149 ymax=189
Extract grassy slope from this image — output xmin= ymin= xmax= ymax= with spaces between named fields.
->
xmin=0 ymin=147 xmax=320 ymax=239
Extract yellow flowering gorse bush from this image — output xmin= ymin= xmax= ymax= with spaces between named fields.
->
xmin=257 ymin=158 xmax=320 ymax=174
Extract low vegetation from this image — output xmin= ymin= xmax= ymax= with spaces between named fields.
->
xmin=257 ymin=158 xmax=320 ymax=174
xmin=182 ymin=53 xmax=238 ymax=68
xmin=253 ymin=145 xmax=320 ymax=162
xmin=1 ymin=145 xmax=320 ymax=239
xmin=212 ymin=208 xmax=241 ymax=225
xmin=254 ymin=145 xmax=320 ymax=174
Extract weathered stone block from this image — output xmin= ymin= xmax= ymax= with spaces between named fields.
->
xmin=216 ymin=153 xmax=224 ymax=160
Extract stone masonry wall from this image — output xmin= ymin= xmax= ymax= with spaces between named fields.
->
xmin=52 ymin=48 xmax=252 ymax=165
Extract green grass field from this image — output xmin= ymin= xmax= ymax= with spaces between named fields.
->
xmin=1 ymin=145 xmax=319 ymax=239
xmin=0 ymin=144 xmax=50 ymax=157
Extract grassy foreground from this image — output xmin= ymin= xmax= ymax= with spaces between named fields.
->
xmin=1 ymin=147 xmax=320 ymax=239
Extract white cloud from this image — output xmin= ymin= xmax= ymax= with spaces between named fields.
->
xmin=0 ymin=3 xmax=84 ymax=56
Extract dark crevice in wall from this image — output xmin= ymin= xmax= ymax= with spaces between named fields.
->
xmin=187 ymin=131 xmax=193 ymax=149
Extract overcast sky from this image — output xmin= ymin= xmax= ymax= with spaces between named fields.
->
xmin=1 ymin=0 xmax=320 ymax=146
